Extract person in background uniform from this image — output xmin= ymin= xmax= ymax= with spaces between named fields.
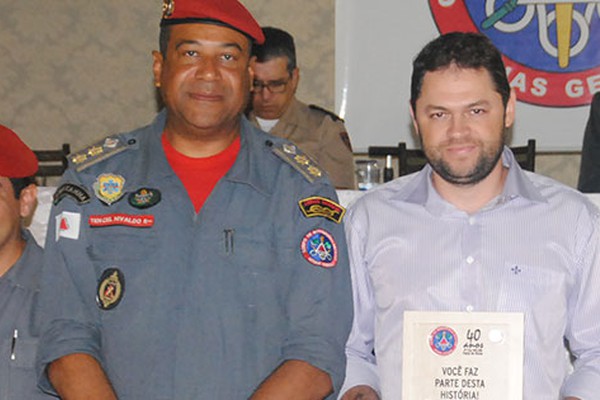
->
xmin=36 ymin=1 xmax=352 ymax=399
xmin=0 ymin=125 xmax=49 ymax=399
xmin=247 ymin=27 xmax=356 ymax=189
xmin=577 ymin=92 xmax=600 ymax=192
xmin=340 ymin=33 xmax=600 ymax=400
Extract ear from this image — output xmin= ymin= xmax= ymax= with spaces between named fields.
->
xmin=248 ymin=56 xmax=256 ymax=89
xmin=152 ymin=50 xmax=164 ymax=88
xmin=19 ymin=184 xmax=37 ymax=220
xmin=504 ymin=89 xmax=517 ymax=128
xmin=290 ymin=67 xmax=300 ymax=92
xmin=409 ymin=101 xmax=420 ymax=137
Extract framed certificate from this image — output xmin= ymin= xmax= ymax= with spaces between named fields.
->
xmin=402 ymin=311 xmax=524 ymax=400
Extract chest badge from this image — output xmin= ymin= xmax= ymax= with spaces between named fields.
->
xmin=128 ymin=188 xmax=162 ymax=209
xmin=96 ymin=268 xmax=125 ymax=310
xmin=94 ymin=173 xmax=126 ymax=205
xmin=300 ymin=229 xmax=338 ymax=268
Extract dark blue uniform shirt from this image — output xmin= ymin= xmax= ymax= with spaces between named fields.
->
xmin=0 ymin=230 xmax=50 ymax=399
xmin=37 ymin=112 xmax=353 ymax=399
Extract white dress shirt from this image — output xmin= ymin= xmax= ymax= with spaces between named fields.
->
xmin=342 ymin=148 xmax=600 ymax=399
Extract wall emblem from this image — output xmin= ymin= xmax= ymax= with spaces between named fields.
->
xmin=429 ymin=0 xmax=600 ymax=107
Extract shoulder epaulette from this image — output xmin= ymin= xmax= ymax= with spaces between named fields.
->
xmin=271 ymin=142 xmax=323 ymax=183
xmin=309 ymin=104 xmax=344 ymax=122
xmin=69 ymin=135 xmax=133 ymax=172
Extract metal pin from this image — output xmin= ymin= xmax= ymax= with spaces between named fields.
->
xmin=10 ymin=329 xmax=18 ymax=361
xmin=224 ymin=229 xmax=235 ymax=255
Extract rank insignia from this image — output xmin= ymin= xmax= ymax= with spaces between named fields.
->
xmin=104 ymin=137 xmax=119 ymax=149
xmin=70 ymin=135 xmax=130 ymax=172
xmin=87 ymin=145 xmax=104 ymax=157
xmin=128 ymin=188 xmax=161 ymax=209
xmin=299 ymin=196 xmax=346 ymax=224
xmin=283 ymin=144 xmax=297 ymax=155
xmin=97 ymin=268 xmax=125 ymax=310
xmin=94 ymin=173 xmax=126 ymax=205
xmin=53 ymin=183 xmax=91 ymax=206
xmin=307 ymin=165 xmax=322 ymax=178
xmin=300 ymin=229 xmax=338 ymax=268
xmin=295 ymin=155 xmax=310 ymax=166
xmin=71 ymin=153 xmax=88 ymax=165
xmin=272 ymin=144 xmax=323 ymax=183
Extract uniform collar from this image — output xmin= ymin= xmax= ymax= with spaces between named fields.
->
xmin=2 ymin=230 xmax=43 ymax=291
xmin=223 ymin=117 xmax=274 ymax=197
xmin=145 ymin=111 xmax=273 ymax=196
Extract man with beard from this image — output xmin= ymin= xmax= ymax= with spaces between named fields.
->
xmin=339 ymin=33 xmax=600 ymax=400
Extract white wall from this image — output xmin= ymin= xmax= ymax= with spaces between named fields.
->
xmin=336 ymin=0 xmax=597 ymax=152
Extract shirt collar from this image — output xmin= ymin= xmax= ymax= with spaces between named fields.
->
xmin=222 ymin=117 xmax=273 ymax=196
xmin=144 ymin=112 xmax=271 ymax=195
xmin=400 ymin=146 xmax=545 ymax=215
xmin=3 ymin=230 xmax=43 ymax=290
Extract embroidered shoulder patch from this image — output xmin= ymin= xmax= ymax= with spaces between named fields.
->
xmin=300 ymin=229 xmax=338 ymax=268
xmin=298 ymin=196 xmax=346 ymax=224
xmin=70 ymin=135 xmax=133 ymax=172
xmin=53 ymin=183 xmax=91 ymax=206
xmin=271 ymin=143 xmax=323 ymax=183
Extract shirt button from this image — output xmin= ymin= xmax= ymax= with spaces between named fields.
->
xmin=466 ymin=256 xmax=475 ymax=264
xmin=469 ymin=217 xmax=476 ymax=225
xmin=466 ymin=305 xmax=474 ymax=312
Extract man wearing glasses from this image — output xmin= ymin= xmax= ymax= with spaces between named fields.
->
xmin=248 ymin=27 xmax=356 ymax=189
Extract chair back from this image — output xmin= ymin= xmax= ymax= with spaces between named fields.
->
xmin=511 ymin=139 xmax=536 ymax=172
xmin=34 ymin=143 xmax=71 ymax=185
xmin=368 ymin=139 xmax=536 ymax=178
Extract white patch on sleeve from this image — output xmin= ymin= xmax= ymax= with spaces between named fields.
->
xmin=55 ymin=211 xmax=81 ymax=241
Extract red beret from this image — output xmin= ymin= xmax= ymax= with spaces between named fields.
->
xmin=161 ymin=0 xmax=265 ymax=44
xmin=0 ymin=125 xmax=38 ymax=178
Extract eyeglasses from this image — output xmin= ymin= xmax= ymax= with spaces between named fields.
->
xmin=251 ymin=78 xmax=290 ymax=94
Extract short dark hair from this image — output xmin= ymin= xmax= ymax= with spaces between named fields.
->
xmin=9 ymin=177 xmax=36 ymax=199
xmin=252 ymin=27 xmax=296 ymax=74
xmin=410 ymin=32 xmax=510 ymax=110
xmin=159 ymin=25 xmax=171 ymax=59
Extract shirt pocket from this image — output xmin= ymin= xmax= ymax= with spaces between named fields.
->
xmin=224 ymin=225 xmax=281 ymax=273
xmin=8 ymin=337 xmax=38 ymax=369
xmin=1 ymin=337 xmax=40 ymax=398
xmin=498 ymin=261 xmax=568 ymax=320
xmin=220 ymin=225 xmax=291 ymax=313
xmin=87 ymin=228 xmax=160 ymax=263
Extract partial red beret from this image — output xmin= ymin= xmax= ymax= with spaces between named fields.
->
xmin=0 ymin=125 xmax=38 ymax=178
xmin=161 ymin=0 xmax=265 ymax=44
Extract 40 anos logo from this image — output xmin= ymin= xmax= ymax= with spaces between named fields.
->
xmin=429 ymin=0 xmax=600 ymax=107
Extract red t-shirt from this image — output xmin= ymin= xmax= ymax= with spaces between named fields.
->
xmin=162 ymin=134 xmax=241 ymax=212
